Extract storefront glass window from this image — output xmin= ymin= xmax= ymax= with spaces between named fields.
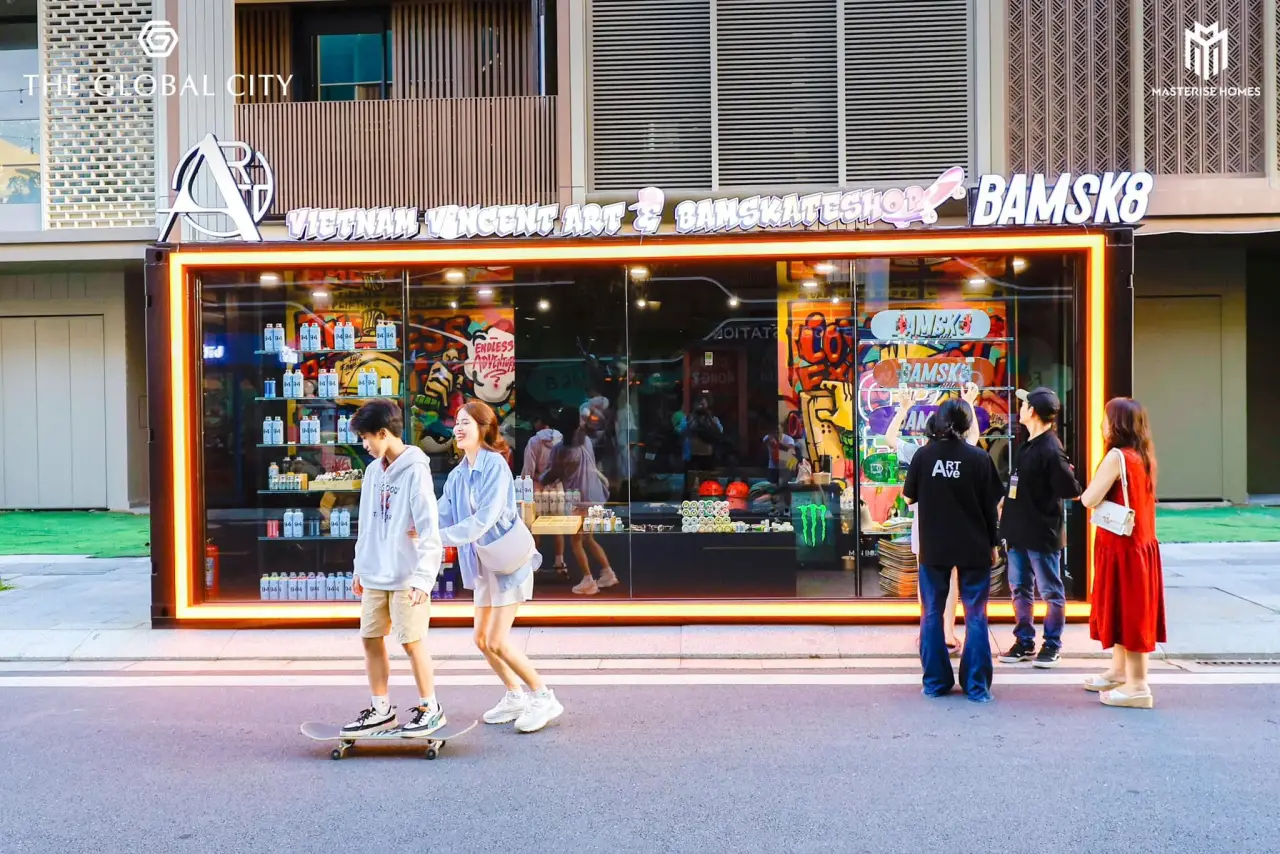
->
xmin=0 ymin=15 xmax=40 ymax=222
xmin=192 ymin=250 xmax=1083 ymax=605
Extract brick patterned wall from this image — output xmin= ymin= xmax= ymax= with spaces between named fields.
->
xmin=41 ymin=0 xmax=156 ymax=229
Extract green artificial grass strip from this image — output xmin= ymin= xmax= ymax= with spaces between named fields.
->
xmin=0 ymin=511 xmax=150 ymax=558
xmin=1156 ymin=506 xmax=1280 ymax=544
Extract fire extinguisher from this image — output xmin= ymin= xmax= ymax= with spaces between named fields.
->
xmin=204 ymin=540 xmax=220 ymax=599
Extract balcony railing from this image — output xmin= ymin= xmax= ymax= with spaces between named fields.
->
xmin=234 ymin=96 xmax=558 ymax=214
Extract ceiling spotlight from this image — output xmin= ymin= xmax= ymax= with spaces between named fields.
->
xmin=448 ymin=300 xmax=458 ymax=309
xmin=477 ymin=287 xmax=493 ymax=298
xmin=967 ymin=276 xmax=987 ymax=287
xmin=311 ymin=289 xmax=328 ymax=299
xmin=537 ymin=299 xmax=551 ymax=312
xmin=728 ymin=296 xmax=740 ymax=308
xmin=629 ymin=265 xmax=650 ymax=280
xmin=445 ymin=269 xmax=465 ymax=283
xmin=636 ymin=297 xmax=648 ymax=309
xmin=830 ymin=296 xmax=841 ymax=304
xmin=259 ymin=272 xmax=281 ymax=286
xmin=801 ymin=280 xmax=818 ymax=289
xmin=814 ymin=262 xmax=836 ymax=275
xmin=1012 ymin=257 xmax=1028 ymax=271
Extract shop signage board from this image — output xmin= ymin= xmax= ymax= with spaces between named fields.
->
xmin=159 ymin=133 xmax=1151 ymax=243
xmin=968 ymin=172 xmax=1154 ymax=227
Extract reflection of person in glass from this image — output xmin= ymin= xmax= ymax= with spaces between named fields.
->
xmin=522 ymin=408 xmax=567 ymax=577
xmin=998 ymin=387 xmax=1081 ymax=669
xmin=762 ymin=415 xmax=797 ymax=486
xmin=544 ymin=406 xmax=617 ymax=595
xmin=683 ymin=396 xmax=723 ymax=472
xmin=903 ymin=399 xmax=1003 ymax=703
xmin=439 ymin=401 xmax=564 ymax=732
xmin=884 ymin=383 xmax=981 ymax=653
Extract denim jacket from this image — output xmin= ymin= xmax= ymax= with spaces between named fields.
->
xmin=438 ymin=448 xmax=538 ymax=592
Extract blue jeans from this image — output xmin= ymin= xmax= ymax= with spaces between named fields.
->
xmin=920 ymin=564 xmax=992 ymax=701
xmin=1007 ymin=548 xmax=1065 ymax=650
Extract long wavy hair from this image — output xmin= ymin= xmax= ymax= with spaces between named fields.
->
xmin=1104 ymin=397 xmax=1157 ymax=487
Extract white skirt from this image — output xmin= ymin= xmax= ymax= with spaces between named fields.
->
xmin=472 ymin=568 xmax=535 ymax=608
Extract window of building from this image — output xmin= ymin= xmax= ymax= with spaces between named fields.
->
xmin=316 ymin=29 xmax=393 ymax=101
xmin=0 ymin=7 xmax=39 ymax=218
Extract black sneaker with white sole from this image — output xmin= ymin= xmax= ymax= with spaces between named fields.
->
xmin=340 ymin=706 xmax=398 ymax=737
xmin=998 ymin=640 xmax=1036 ymax=663
xmin=400 ymin=704 xmax=446 ymax=738
xmin=1033 ymin=646 xmax=1062 ymax=669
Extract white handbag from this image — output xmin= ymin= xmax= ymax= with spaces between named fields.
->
xmin=465 ymin=476 xmax=537 ymax=576
xmin=1091 ymin=448 xmax=1136 ymax=537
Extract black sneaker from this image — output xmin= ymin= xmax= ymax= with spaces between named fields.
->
xmin=998 ymin=640 xmax=1036 ymax=663
xmin=340 ymin=705 xmax=398 ymax=737
xmin=1033 ymin=646 xmax=1061 ymax=669
xmin=401 ymin=704 xmax=447 ymax=738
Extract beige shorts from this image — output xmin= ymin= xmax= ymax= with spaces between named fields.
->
xmin=360 ymin=588 xmax=430 ymax=644
xmin=473 ymin=570 xmax=534 ymax=609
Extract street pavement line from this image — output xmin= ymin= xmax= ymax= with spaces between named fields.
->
xmin=1 ymin=672 xmax=1279 ymax=688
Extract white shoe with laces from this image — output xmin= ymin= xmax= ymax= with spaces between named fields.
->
xmin=514 ymin=688 xmax=564 ymax=733
xmin=572 ymin=575 xmax=599 ymax=595
xmin=483 ymin=690 xmax=529 ymax=724
xmin=596 ymin=567 xmax=619 ymax=589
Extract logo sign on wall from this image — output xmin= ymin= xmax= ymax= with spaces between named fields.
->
xmin=1185 ymin=21 xmax=1228 ymax=81
xmin=969 ymin=172 xmax=1153 ymax=227
xmin=160 ymin=134 xmax=275 ymax=242
xmin=869 ymin=309 xmax=991 ymax=341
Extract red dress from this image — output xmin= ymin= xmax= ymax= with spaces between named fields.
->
xmin=1090 ymin=448 xmax=1166 ymax=653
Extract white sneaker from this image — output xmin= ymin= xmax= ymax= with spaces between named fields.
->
xmin=483 ymin=690 xmax=529 ymax=725
xmin=514 ymin=688 xmax=564 ymax=733
xmin=572 ymin=576 xmax=599 ymax=595
xmin=596 ymin=567 xmax=619 ymax=589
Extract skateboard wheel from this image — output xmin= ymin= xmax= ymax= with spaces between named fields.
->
xmin=425 ymin=748 xmax=438 ymax=760
xmin=330 ymin=749 xmax=343 ymax=761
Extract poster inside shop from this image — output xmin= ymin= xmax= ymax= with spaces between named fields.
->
xmin=777 ymin=299 xmax=858 ymax=478
xmin=855 ymin=302 xmax=1012 ymax=526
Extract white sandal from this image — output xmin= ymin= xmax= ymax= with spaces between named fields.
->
xmin=1100 ymin=687 xmax=1154 ymax=709
xmin=1083 ymin=674 xmax=1122 ymax=692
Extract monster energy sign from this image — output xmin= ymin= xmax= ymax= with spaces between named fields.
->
xmin=795 ymin=504 xmax=829 ymax=548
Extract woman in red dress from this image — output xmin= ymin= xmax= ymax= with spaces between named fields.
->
xmin=1080 ymin=398 xmax=1165 ymax=709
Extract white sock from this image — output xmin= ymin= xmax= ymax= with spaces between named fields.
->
xmin=420 ymin=696 xmax=437 ymax=710
xmin=372 ymin=695 xmax=391 ymax=716
xmin=531 ymin=686 xmax=550 ymax=698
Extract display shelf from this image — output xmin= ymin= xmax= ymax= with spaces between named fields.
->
xmin=256 ymin=442 xmax=362 ymax=449
xmin=255 ymin=395 xmax=399 ymax=402
xmin=257 ymin=488 xmax=361 ymax=495
xmin=259 ymin=536 xmax=357 ymax=542
xmin=857 ymin=336 xmax=1013 ymax=344
xmin=255 ymin=348 xmax=400 ymax=356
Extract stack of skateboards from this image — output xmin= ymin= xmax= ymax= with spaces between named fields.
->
xmin=877 ymin=537 xmax=918 ymax=597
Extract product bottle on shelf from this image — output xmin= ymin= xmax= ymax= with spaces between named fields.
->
xmin=375 ymin=321 xmax=386 ymax=349
xmin=268 ymin=461 xmax=279 ymax=489
xmin=384 ymin=321 xmax=397 ymax=350
xmin=337 ymin=415 xmax=349 ymax=444
xmin=263 ymin=416 xmax=274 ymax=446
xmin=259 ymin=574 xmax=269 ymax=600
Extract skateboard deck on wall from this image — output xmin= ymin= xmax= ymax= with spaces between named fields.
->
xmin=871 ymin=357 xmax=997 ymax=390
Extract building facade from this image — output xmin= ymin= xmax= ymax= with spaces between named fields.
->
xmin=4 ymin=0 xmax=1276 ymax=516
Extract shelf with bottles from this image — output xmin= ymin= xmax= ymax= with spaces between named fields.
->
xmin=259 ymin=571 xmax=360 ymax=602
xmin=265 ymin=465 xmax=363 ymax=494
xmin=259 ymin=535 xmax=358 ymax=542
xmin=257 ymin=442 xmax=363 ymax=449
xmin=261 ymin=365 xmax=398 ymax=400
xmin=263 ymin=507 xmax=355 ymax=539
xmin=255 ymin=347 xmax=400 ymax=357
xmin=261 ymin=413 xmax=368 ymax=447
xmin=259 ymin=319 xmax=400 ymax=355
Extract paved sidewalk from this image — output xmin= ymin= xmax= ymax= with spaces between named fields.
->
xmin=1 ymin=544 xmax=1278 ymax=662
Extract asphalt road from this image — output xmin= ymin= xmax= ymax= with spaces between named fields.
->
xmin=2 ymin=681 xmax=1278 ymax=853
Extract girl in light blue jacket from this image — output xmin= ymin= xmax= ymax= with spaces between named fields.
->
xmin=439 ymin=400 xmax=563 ymax=733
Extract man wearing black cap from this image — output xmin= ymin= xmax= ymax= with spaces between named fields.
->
xmin=998 ymin=387 xmax=1082 ymax=668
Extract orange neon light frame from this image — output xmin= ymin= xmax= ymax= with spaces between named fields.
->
xmin=166 ymin=231 xmax=1107 ymax=623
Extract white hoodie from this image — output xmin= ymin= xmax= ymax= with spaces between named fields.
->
xmin=353 ymin=445 xmax=442 ymax=592
xmin=521 ymin=428 xmax=563 ymax=480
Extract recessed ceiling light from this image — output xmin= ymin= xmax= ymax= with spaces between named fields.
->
xmin=830 ymin=296 xmax=841 ymax=304
xmin=311 ymin=289 xmax=328 ymax=299
xmin=448 ymin=300 xmax=458 ymax=309
xmin=801 ymin=280 xmax=818 ymax=289
xmin=1012 ymin=257 xmax=1028 ymax=271
xmin=635 ymin=298 xmax=648 ymax=309
xmin=967 ymin=276 xmax=986 ymax=287
xmin=445 ymin=269 xmax=465 ymax=283
xmin=478 ymin=287 xmax=493 ymax=298
xmin=259 ymin=272 xmax=281 ymax=286
xmin=728 ymin=296 xmax=740 ymax=308
xmin=537 ymin=299 xmax=551 ymax=311
xmin=814 ymin=262 xmax=836 ymax=275
xmin=629 ymin=265 xmax=649 ymax=280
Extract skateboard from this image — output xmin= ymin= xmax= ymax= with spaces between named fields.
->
xmin=301 ymin=719 xmax=478 ymax=761
xmin=872 ymin=357 xmax=996 ymax=390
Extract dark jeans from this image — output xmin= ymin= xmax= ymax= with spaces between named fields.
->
xmin=1007 ymin=548 xmax=1066 ymax=650
xmin=920 ymin=564 xmax=993 ymax=701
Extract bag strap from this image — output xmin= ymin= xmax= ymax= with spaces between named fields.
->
xmin=1111 ymin=448 xmax=1130 ymax=509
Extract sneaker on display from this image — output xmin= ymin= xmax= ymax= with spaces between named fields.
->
xmin=572 ymin=576 xmax=599 ymax=595
xmin=514 ymin=688 xmax=564 ymax=733
xmin=997 ymin=640 xmax=1036 ymax=664
xmin=596 ymin=567 xmax=620 ymax=589
xmin=483 ymin=690 xmax=529 ymax=725
xmin=340 ymin=705 xmax=398 ymax=736
xmin=1033 ymin=645 xmax=1062 ymax=669
xmin=400 ymin=703 xmax=447 ymax=737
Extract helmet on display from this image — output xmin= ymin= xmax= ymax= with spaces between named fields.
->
xmin=726 ymin=480 xmax=750 ymax=511
xmin=698 ymin=479 xmax=725 ymax=498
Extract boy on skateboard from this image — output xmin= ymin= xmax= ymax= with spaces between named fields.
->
xmin=342 ymin=400 xmax=446 ymax=739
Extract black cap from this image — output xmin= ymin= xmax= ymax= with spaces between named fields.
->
xmin=1016 ymin=387 xmax=1061 ymax=421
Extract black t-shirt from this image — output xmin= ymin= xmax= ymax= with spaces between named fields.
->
xmin=903 ymin=438 xmax=1003 ymax=568
xmin=999 ymin=429 xmax=1083 ymax=552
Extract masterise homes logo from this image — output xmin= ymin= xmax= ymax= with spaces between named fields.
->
xmin=24 ymin=20 xmax=292 ymax=100
xmin=1150 ymin=20 xmax=1260 ymax=99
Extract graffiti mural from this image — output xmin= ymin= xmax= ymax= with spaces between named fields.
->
xmin=778 ymin=300 xmax=858 ymax=472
